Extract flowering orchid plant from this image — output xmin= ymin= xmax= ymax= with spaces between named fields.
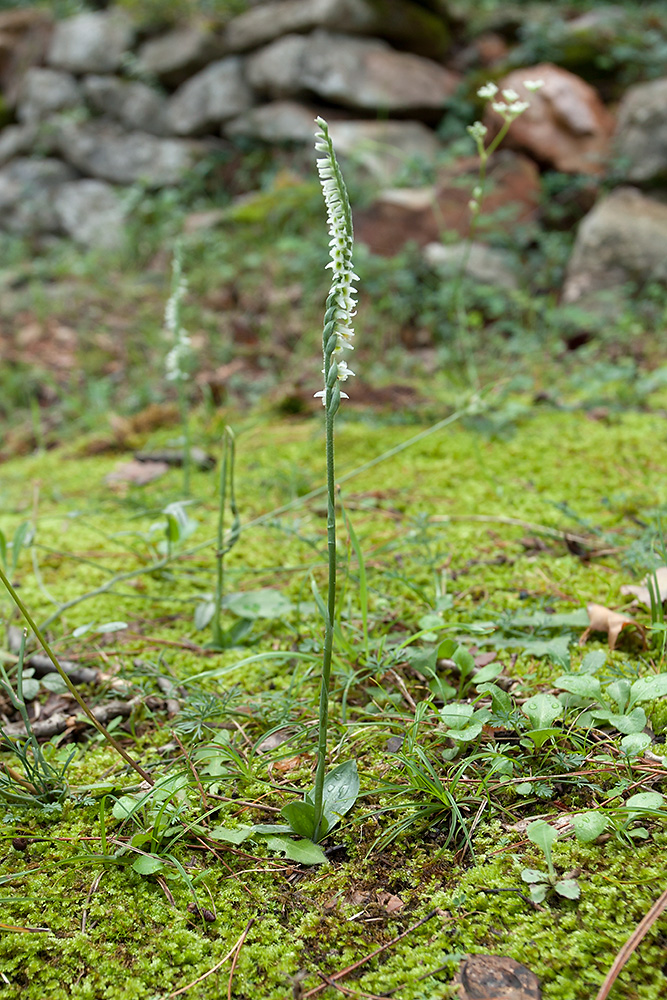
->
xmin=278 ymin=119 xmax=361 ymax=844
xmin=164 ymin=239 xmax=193 ymax=494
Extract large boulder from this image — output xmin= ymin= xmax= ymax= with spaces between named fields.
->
xmin=563 ymin=188 xmax=667 ymax=305
xmin=224 ymin=0 xmax=450 ymax=60
xmin=355 ymin=150 xmax=540 ymax=255
xmin=328 ymin=120 xmax=441 ymax=184
xmin=424 ymin=241 xmax=520 ymax=289
xmin=225 ymin=105 xmax=441 ymax=183
xmin=136 ymin=25 xmax=226 ymax=88
xmin=0 ymin=157 xmax=76 ymax=234
xmin=614 ymin=77 xmax=667 ymax=184
xmin=0 ymin=123 xmax=38 ymax=166
xmin=16 ymin=67 xmax=81 ymax=124
xmin=56 ymin=120 xmax=201 ymax=187
xmin=246 ymin=30 xmax=459 ymax=114
xmin=0 ymin=8 xmax=53 ymax=105
xmin=83 ymin=75 xmax=170 ymax=135
xmin=167 ymin=57 xmax=255 ymax=135
xmin=53 ymin=179 xmax=126 ymax=249
xmin=485 ymin=64 xmax=614 ymax=175
xmin=225 ymin=99 xmax=321 ymax=143
xmin=48 ymin=10 xmax=134 ymax=74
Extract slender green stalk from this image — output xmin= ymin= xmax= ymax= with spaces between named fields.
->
xmin=0 ymin=564 xmax=154 ymax=785
xmin=164 ymin=239 xmax=192 ymax=495
xmin=313 ymin=386 xmax=337 ymax=838
xmin=210 ymin=427 xmax=240 ymax=649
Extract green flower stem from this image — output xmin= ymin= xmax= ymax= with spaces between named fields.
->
xmin=313 ymin=387 xmax=337 ymax=841
xmin=178 ymin=377 xmax=191 ymax=496
xmin=0 ymin=564 xmax=154 ymax=786
xmin=210 ymin=427 xmax=239 ymax=649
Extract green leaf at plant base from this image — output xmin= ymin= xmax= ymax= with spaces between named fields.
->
xmin=521 ymin=868 xmax=547 ymax=884
xmin=527 ymin=819 xmax=558 ymax=854
xmin=572 ymin=811 xmax=609 ymax=843
xmin=306 ymin=759 xmax=359 ymax=833
xmin=579 ymin=650 xmax=607 ymax=674
xmin=523 ymin=727 xmax=562 ymax=749
xmin=629 ymin=674 xmax=667 ymax=706
xmin=281 ymin=800 xmax=319 ymax=840
xmin=592 ymin=707 xmax=646 ymax=735
xmin=528 ymin=883 xmax=548 ymax=904
xmin=264 ymin=836 xmax=327 ymax=865
xmin=625 ymin=791 xmax=665 ymax=814
xmin=208 ymin=825 xmax=255 ymax=845
xmin=554 ymin=674 xmax=602 ymax=700
xmin=555 ymin=879 xmax=580 ymax=900
xmin=621 ymin=733 xmax=652 ymax=757
xmin=522 ymin=693 xmax=562 ymax=730
xmin=112 ymin=795 xmax=142 ymax=820
xmin=132 ymin=855 xmax=165 ymax=876
xmin=224 ymin=588 xmax=293 ymax=620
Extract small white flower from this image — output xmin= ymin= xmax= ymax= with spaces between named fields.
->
xmin=502 ymin=88 xmax=519 ymax=101
xmin=508 ymin=100 xmax=530 ymax=116
xmin=468 ymin=199 xmax=479 ymax=212
xmin=467 ymin=121 xmax=487 ymax=142
xmin=523 ymin=79 xmax=545 ymax=92
xmin=477 ymin=82 xmax=498 ymax=100
xmin=336 ymin=360 xmax=354 ymax=381
xmin=491 ymin=101 xmax=508 ymax=115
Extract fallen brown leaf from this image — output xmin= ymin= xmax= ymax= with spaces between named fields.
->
xmin=454 ymin=954 xmax=541 ymax=1000
xmin=579 ymin=603 xmax=646 ymax=651
xmin=105 ymin=460 xmax=169 ymax=486
xmin=620 ymin=566 xmax=667 ymax=609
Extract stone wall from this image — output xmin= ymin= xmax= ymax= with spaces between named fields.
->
xmin=1 ymin=1 xmax=667 ymax=304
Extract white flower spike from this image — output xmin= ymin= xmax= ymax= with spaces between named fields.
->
xmin=314 ymin=117 xmax=356 ymax=409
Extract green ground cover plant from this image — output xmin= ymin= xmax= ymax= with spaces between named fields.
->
xmin=1 ymin=54 xmax=667 ymax=1000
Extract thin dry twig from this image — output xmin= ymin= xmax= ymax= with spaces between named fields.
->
xmin=165 ymin=918 xmax=255 ymax=999
xmin=81 ymin=870 xmax=106 ymax=933
xmin=302 ymin=909 xmax=439 ymax=998
xmin=594 ymin=889 xmax=667 ymax=1000
xmin=227 ymin=917 xmax=255 ymax=1000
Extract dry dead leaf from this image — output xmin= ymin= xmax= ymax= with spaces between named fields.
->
xmin=105 ymin=460 xmax=169 ymax=486
xmin=454 ymin=954 xmax=541 ymax=1000
xmin=376 ymin=891 xmax=405 ymax=913
xmin=620 ymin=566 xmax=667 ymax=609
xmin=580 ymin=603 xmax=646 ymax=651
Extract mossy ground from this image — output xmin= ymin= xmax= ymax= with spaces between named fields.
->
xmin=1 ymin=402 xmax=667 ymax=999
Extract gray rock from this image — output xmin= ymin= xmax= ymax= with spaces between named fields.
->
xmin=614 ymin=77 xmax=667 ymax=183
xmin=56 ymin=120 xmax=201 ymax=187
xmin=48 ymin=10 xmax=134 ymax=74
xmin=563 ymin=187 xmax=667 ymax=305
xmin=136 ymin=25 xmax=226 ymax=87
xmin=0 ymin=157 xmax=77 ymax=234
xmin=328 ymin=119 xmax=441 ymax=184
xmin=0 ymin=123 xmax=38 ymax=166
xmin=167 ymin=57 xmax=255 ymax=135
xmin=225 ymin=105 xmax=440 ymax=182
xmin=83 ymin=75 xmax=170 ymax=135
xmin=247 ymin=30 xmax=459 ymax=113
xmin=225 ymin=100 xmax=318 ymax=142
xmin=16 ymin=67 xmax=81 ymax=124
xmin=224 ymin=0 xmax=450 ymax=60
xmin=53 ymin=179 xmax=126 ymax=249
xmin=424 ymin=241 xmax=520 ymax=289
xmin=245 ymin=34 xmax=308 ymax=99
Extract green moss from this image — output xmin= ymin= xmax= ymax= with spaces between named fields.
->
xmin=1 ymin=406 xmax=667 ymax=998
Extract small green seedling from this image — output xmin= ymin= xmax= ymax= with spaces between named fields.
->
xmin=521 ymin=819 xmax=580 ymax=903
xmin=520 ymin=692 xmax=563 ymax=749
